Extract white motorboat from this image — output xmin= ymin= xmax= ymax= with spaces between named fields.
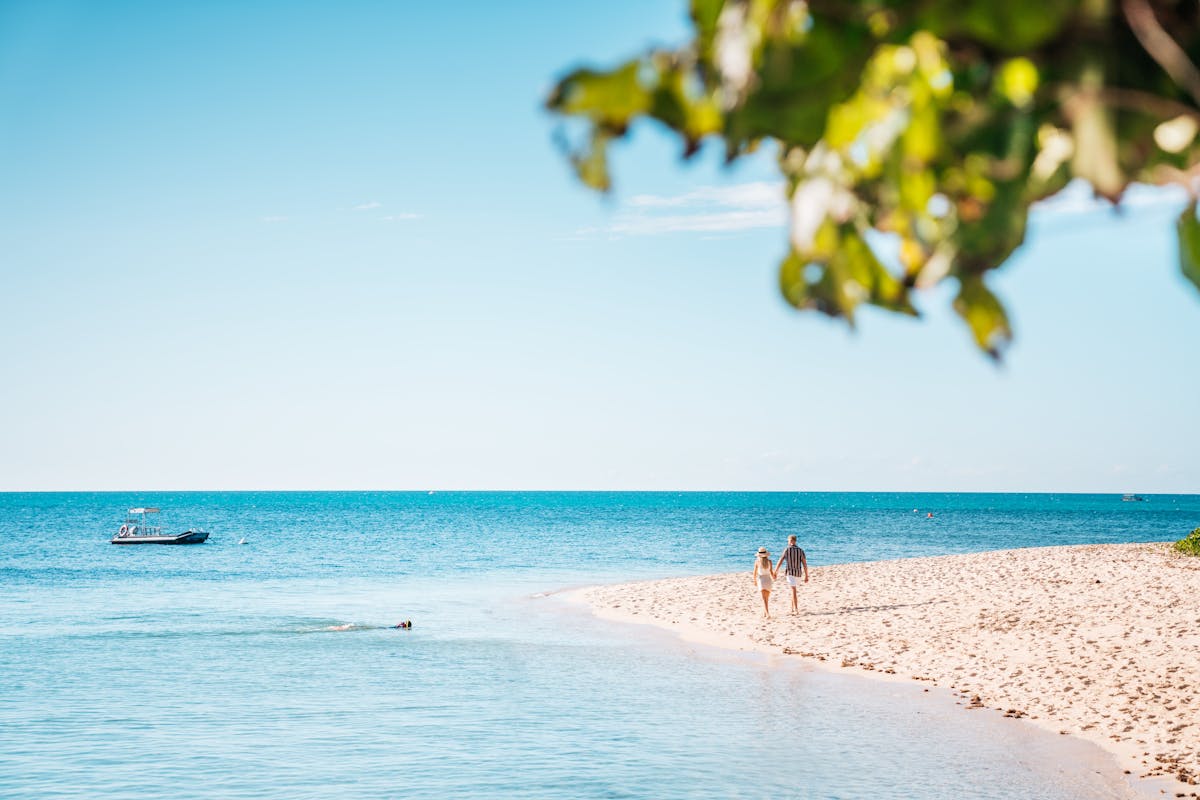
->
xmin=111 ymin=507 xmax=209 ymax=545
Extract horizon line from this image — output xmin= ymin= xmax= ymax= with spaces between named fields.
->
xmin=0 ymin=488 xmax=1194 ymax=495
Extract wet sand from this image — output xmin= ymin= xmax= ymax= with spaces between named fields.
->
xmin=569 ymin=542 xmax=1200 ymax=792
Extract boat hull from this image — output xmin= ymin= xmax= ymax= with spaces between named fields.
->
xmin=111 ymin=530 xmax=209 ymax=545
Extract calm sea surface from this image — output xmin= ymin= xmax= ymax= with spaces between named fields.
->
xmin=1 ymin=492 xmax=1196 ymax=799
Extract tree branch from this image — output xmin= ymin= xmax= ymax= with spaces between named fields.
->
xmin=1095 ymin=86 xmax=1200 ymax=121
xmin=1121 ymin=0 xmax=1200 ymax=108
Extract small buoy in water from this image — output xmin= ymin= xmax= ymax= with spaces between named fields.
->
xmin=913 ymin=509 xmax=918 ymax=513
xmin=238 ymin=537 xmax=248 ymax=545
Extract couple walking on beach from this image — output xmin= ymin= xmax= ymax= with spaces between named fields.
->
xmin=753 ymin=535 xmax=808 ymax=618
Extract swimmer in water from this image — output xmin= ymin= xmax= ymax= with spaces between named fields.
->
xmin=326 ymin=622 xmax=412 ymax=631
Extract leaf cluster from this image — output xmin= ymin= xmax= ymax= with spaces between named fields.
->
xmin=547 ymin=0 xmax=1200 ymax=358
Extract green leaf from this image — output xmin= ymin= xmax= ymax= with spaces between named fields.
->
xmin=779 ymin=249 xmax=811 ymax=310
xmin=953 ymin=275 xmax=1012 ymax=359
xmin=995 ymin=58 xmax=1039 ymax=108
xmin=834 ymin=229 xmax=917 ymax=318
xmin=779 ymin=229 xmax=915 ymax=323
xmin=569 ymin=129 xmax=614 ymax=192
xmin=649 ymin=63 xmax=723 ymax=152
xmin=725 ymin=20 xmax=874 ymax=153
xmin=691 ymin=0 xmax=724 ymax=55
xmin=546 ymin=62 xmax=651 ymax=126
xmin=1176 ymin=202 xmax=1200 ymax=295
xmin=547 ymin=61 xmax=659 ymax=192
xmin=922 ymin=0 xmax=1075 ymax=52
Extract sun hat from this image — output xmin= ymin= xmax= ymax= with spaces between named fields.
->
xmin=757 ymin=547 xmax=768 ymax=554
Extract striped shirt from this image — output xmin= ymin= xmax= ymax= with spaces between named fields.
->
xmin=780 ymin=544 xmax=806 ymax=577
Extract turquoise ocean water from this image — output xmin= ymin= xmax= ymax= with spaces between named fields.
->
xmin=1 ymin=492 xmax=1196 ymax=799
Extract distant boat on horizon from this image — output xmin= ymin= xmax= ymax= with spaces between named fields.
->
xmin=1121 ymin=494 xmax=1147 ymax=502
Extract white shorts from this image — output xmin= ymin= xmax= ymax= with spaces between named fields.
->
xmin=786 ymin=574 xmax=804 ymax=587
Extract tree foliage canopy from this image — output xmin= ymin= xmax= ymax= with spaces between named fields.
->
xmin=547 ymin=0 xmax=1200 ymax=358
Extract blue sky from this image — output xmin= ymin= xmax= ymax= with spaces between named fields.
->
xmin=1 ymin=1 xmax=1197 ymax=492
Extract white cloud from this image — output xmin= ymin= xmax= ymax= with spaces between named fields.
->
xmin=381 ymin=213 xmax=422 ymax=221
xmin=572 ymin=175 xmax=1193 ymax=242
xmin=584 ymin=181 xmax=787 ymax=237
xmin=609 ymin=208 xmax=785 ymax=235
xmin=1032 ymin=179 xmax=1189 ymax=218
xmin=353 ymin=201 xmax=382 ymax=211
xmin=1123 ymin=182 xmax=1190 ymax=208
xmin=628 ymin=181 xmax=784 ymax=210
xmin=583 ymin=177 xmax=1191 ymax=240
xmin=261 ymin=215 xmax=288 ymax=223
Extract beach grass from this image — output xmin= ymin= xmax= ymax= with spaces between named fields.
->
xmin=1174 ymin=526 xmax=1200 ymax=556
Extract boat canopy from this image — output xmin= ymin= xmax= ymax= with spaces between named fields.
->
xmin=128 ymin=508 xmax=161 ymax=514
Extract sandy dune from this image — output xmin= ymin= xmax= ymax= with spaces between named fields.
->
xmin=573 ymin=542 xmax=1200 ymax=790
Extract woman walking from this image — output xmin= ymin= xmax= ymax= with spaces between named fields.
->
xmin=753 ymin=546 xmax=776 ymax=618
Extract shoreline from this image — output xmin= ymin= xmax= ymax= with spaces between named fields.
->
xmin=564 ymin=542 xmax=1200 ymax=795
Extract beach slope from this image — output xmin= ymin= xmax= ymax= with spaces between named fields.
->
xmin=574 ymin=543 xmax=1200 ymax=788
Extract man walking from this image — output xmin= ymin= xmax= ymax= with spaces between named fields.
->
xmin=775 ymin=534 xmax=808 ymax=614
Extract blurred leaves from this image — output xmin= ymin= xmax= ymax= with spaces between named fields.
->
xmin=780 ymin=227 xmax=916 ymax=322
xmin=1177 ymin=202 xmax=1200 ymax=293
xmin=954 ymin=276 xmax=1013 ymax=359
xmin=547 ymin=0 xmax=1200 ymax=359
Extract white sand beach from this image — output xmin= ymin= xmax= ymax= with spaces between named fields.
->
xmin=571 ymin=543 xmax=1200 ymax=791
